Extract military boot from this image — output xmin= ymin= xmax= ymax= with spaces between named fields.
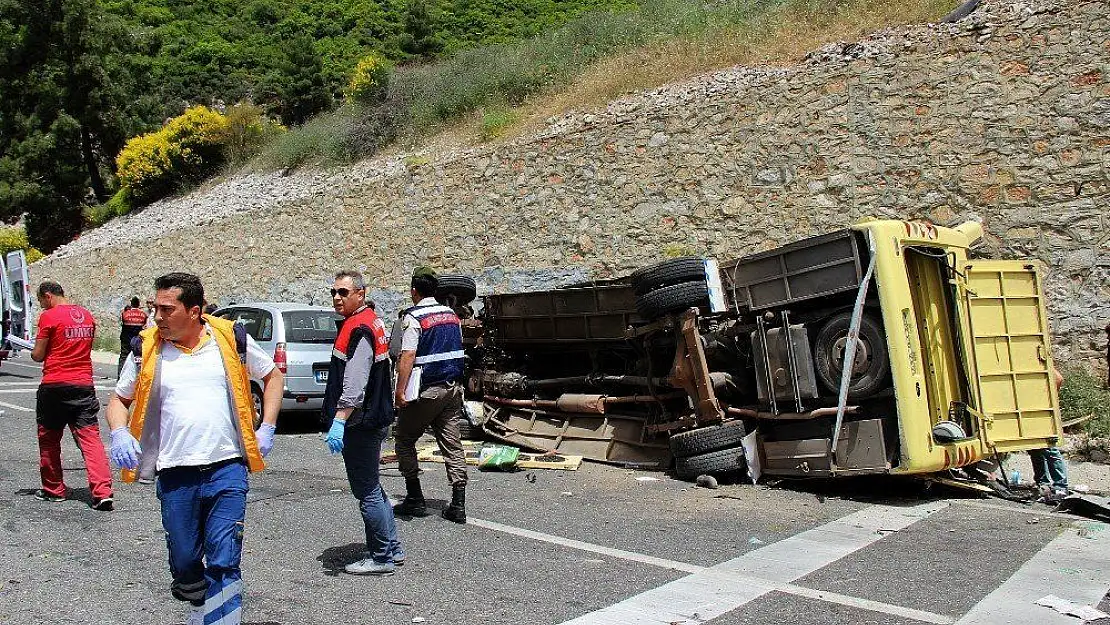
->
xmin=441 ymin=484 xmax=466 ymax=524
xmin=393 ymin=478 xmax=429 ymax=517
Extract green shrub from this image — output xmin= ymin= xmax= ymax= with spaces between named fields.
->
xmin=1060 ymin=367 xmax=1110 ymax=438
xmin=223 ymin=104 xmax=286 ymax=166
xmin=663 ymin=243 xmax=696 ymax=258
xmin=478 ymin=106 xmax=519 ymax=141
xmin=345 ymin=54 xmax=393 ymax=103
xmin=0 ymin=227 xmax=45 ymax=262
xmin=85 ymin=203 xmax=117 ymax=228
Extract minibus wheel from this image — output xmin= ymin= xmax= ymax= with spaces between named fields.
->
xmin=813 ymin=311 xmax=889 ymax=398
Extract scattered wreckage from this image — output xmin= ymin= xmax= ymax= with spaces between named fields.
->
xmin=439 ymin=219 xmax=1065 ymax=487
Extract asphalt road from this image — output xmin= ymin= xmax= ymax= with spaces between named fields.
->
xmin=1 ymin=353 xmax=1109 ymax=625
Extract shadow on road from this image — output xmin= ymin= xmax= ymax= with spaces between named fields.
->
xmin=317 ymin=542 xmax=366 ymax=576
xmin=13 ymin=486 xmax=94 ymax=506
xmin=761 ymin=474 xmax=965 ymax=507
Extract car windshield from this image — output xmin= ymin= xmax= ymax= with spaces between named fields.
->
xmin=282 ymin=310 xmax=342 ymax=344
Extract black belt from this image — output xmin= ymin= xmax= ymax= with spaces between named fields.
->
xmin=158 ymin=457 xmax=243 ymax=476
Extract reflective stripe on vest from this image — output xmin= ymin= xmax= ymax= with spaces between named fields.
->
xmin=414 ymin=349 xmax=465 ymax=365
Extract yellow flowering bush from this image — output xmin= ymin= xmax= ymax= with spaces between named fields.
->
xmin=0 ymin=227 xmax=45 ymax=263
xmin=116 ymin=105 xmax=232 ymax=206
xmin=345 ymin=53 xmax=392 ymax=103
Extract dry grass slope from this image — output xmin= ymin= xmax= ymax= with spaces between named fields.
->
xmin=450 ymin=0 xmax=957 ymax=145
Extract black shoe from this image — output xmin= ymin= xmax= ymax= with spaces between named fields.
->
xmin=34 ymin=489 xmax=66 ymax=503
xmin=441 ymin=503 xmax=466 ymax=524
xmin=442 ymin=484 xmax=466 ymax=524
xmin=393 ymin=496 xmax=428 ymax=517
xmin=92 ymin=497 xmax=114 ymax=511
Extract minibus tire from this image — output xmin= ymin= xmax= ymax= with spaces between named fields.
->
xmin=436 ymin=275 xmax=478 ymax=305
xmin=669 ymin=420 xmax=747 ymax=458
xmin=631 ymin=257 xmax=707 ymax=295
xmin=635 ymin=281 xmax=711 ymax=319
xmin=675 ymin=446 xmax=746 ymax=480
xmin=813 ymin=312 xmax=889 ymax=398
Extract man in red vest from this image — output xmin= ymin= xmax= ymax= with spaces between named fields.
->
xmin=321 ymin=270 xmax=402 ymax=575
xmin=119 ymin=296 xmax=148 ymax=375
xmin=31 ymin=281 xmax=114 ymax=510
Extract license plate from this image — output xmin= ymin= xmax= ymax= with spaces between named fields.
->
xmin=315 ymin=370 xmax=328 ymax=383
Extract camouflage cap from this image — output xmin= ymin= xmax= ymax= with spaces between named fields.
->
xmin=412 ymin=265 xmax=438 ymax=280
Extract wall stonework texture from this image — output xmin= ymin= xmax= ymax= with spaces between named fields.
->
xmin=34 ymin=0 xmax=1110 ymax=372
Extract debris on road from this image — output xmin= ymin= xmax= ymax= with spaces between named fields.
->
xmin=1053 ymin=494 xmax=1110 ymax=522
xmin=416 ymin=444 xmax=583 ymax=471
xmin=695 ymin=474 xmax=719 ymax=489
xmin=1034 ymin=594 xmax=1109 ymax=621
xmin=478 ymin=445 xmax=520 ymax=471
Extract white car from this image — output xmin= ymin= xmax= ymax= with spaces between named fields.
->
xmin=214 ymin=302 xmax=342 ymax=426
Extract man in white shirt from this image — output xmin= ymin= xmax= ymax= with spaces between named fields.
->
xmin=106 ymin=273 xmax=283 ymax=625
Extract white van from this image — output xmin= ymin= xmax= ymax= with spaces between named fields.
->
xmin=0 ymin=250 xmax=33 ymax=364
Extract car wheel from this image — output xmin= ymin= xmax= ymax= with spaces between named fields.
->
xmin=669 ymin=420 xmax=747 ymax=458
xmin=630 ymin=257 xmax=706 ymax=295
xmin=635 ymin=280 xmax=711 ymax=320
xmin=436 ymin=275 xmax=478 ymax=306
xmin=251 ymin=385 xmax=264 ymax=431
xmin=812 ymin=311 xmax=890 ymax=399
xmin=675 ymin=445 xmax=746 ymax=480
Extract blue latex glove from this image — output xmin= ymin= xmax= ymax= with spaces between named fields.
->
xmin=256 ymin=423 xmax=276 ymax=458
xmin=109 ymin=427 xmax=142 ymax=470
xmin=324 ymin=419 xmax=346 ymax=454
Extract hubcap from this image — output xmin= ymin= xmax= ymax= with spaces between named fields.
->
xmin=832 ymin=335 xmax=872 ymax=377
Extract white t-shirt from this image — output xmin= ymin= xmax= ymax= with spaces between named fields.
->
xmin=116 ymin=329 xmax=275 ymax=470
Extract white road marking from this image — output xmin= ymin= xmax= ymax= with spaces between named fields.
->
xmin=471 ymin=502 xmax=954 ymax=625
xmin=469 ymin=517 xmax=704 ymax=574
xmin=955 ymin=522 xmax=1110 ymax=625
xmin=0 ymin=399 xmax=32 ymax=412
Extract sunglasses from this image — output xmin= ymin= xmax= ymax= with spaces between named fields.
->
xmin=330 ymin=288 xmax=355 ymax=298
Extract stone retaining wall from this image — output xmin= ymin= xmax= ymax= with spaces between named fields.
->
xmin=33 ymin=0 xmax=1110 ymax=372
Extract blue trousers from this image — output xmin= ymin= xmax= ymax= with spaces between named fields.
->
xmin=157 ymin=459 xmax=247 ymax=625
xmin=342 ymin=424 xmax=402 ymax=563
xmin=1029 ymin=447 xmax=1068 ymax=491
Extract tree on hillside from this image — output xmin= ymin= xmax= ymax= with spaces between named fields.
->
xmin=399 ymin=0 xmax=444 ymax=59
xmin=265 ymin=36 xmax=334 ymax=126
xmin=0 ymin=0 xmax=133 ymax=251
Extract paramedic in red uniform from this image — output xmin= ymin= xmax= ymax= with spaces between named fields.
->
xmin=119 ymin=296 xmax=148 ymax=375
xmin=30 ymin=281 xmax=114 ymax=511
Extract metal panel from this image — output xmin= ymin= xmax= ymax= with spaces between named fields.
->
xmin=963 ymin=261 xmax=1063 ymax=450
xmin=751 ymin=323 xmax=819 ymax=404
xmin=724 ymin=230 xmax=865 ymax=311
xmin=762 ymin=438 xmax=832 ymax=476
xmin=484 ymin=285 xmax=643 ymax=344
xmin=834 ymin=418 xmax=888 ymax=471
xmin=480 ymin=402 xmax=672 ymax=467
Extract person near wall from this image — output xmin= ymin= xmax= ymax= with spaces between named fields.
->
xmin=106 ymin=272 xmax=284 ymax=625
xmin=321 ymin=270 xmax=403 ymax=576
xmin=392 ymin=266 xmax=469 ymax=524
xmin=118 ymin=296 xmax=148 ymax=376
xmin=1029 ymin=368 xmax=1069 ymax=499
xmin=30 ymin=281 xmax=115 ymax=511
